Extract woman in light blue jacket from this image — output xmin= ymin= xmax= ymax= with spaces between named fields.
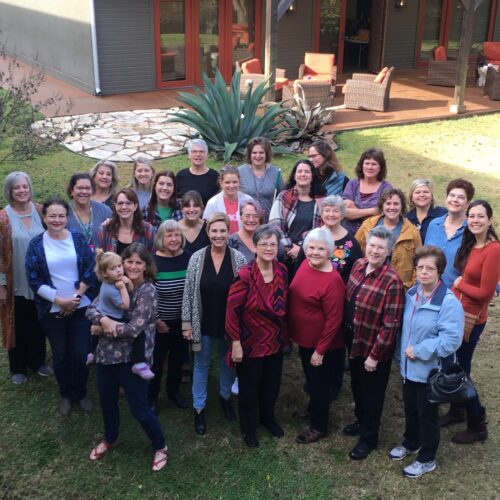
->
xmin=390 ymin=245 xmax=463 ymax=479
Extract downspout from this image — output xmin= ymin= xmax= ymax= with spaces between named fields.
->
xmin=89 ymin=0 xmax=102 ymax=96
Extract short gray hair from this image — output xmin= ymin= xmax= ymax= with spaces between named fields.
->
xmin=408 ymin=178 xmax=435 ymax=209
xmin=303 ymin=227 xmax=335 ymax=254
xmin=252 ymin=224 xmax=280 ymax=246
xmin=320 ymin=195 xmax=346 ymax=217
xmin=188 ymin=139 xmax=208 ymax=154
xmin=155 ymin=219 xmax=186 ymax=251
xmin=3 ymin=171 xmax=33 ymax=204
xmin=240 ymin=200 xmax=264 ymax=222
xmin=89 ymin=160 xmax=119 ymax=192
xmin=366 ymin=226 xmax=395 ymax=251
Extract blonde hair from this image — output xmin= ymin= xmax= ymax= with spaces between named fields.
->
xmin=207 ymin=212 xmax=230 ymax=231
xmin=95 ymin=249 xmax=122 ymax=282
xmin=129 ymin=157 xmax=155 ymax=191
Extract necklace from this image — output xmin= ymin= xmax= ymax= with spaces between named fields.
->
xmin=71 ymin=202 xmax=93 ymax=244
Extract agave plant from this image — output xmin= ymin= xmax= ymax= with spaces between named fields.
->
xmin=167 ymin=69 xmax=287 ymax=163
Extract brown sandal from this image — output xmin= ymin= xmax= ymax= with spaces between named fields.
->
xmin=295 ymin=429 xmax=325 ymax=444
xmin=152 ymin=447 xmax=169 ymax=472
xmin=89 ymin=441 xmax=112 ymax=461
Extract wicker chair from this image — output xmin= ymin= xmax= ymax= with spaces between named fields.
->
xmin=298 ymin=52 xmax=337 ymax=94
xmin=236 ymin=58 xmax=288 ymax=100
xmin=343 ymin=66 xmax=394 ymax=112
xmin=292 ymin=80 xmax=334 ymax=109
xmin=426 ymin=46 xmax=457 ymax=87
xmin=484 ymin=66 xmax=500 ymax=100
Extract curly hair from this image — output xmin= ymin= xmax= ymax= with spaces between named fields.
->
xmin=377 ymin=188 xmax=408 ymax=216
xmin=354 ymin=148 xmax=387 ymax=181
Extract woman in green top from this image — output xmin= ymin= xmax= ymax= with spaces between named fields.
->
xmin=145 ymin=171 xmax=182 ymax=229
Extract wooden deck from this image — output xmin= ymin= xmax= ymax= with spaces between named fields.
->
xmin=3 ymin=55 xmax=499 ymax=131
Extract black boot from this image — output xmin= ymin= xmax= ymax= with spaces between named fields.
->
xmin=194 ymin=409 xmax=206 ymax=435
xmin=440 ymin=402 xmax=466 ymax=427
xmin=452 ymin=409 xmax=488 ymax=444
xmin=219 ymin=396 xmax=237 ymax=421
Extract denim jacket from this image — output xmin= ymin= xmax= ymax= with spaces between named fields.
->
xmin=25 ymin=231 xmax=96 ymax=319
xmin=397 ymin=281 xmax=464 ymax=383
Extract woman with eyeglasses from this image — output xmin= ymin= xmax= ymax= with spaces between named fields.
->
xmin=97 ymin=188 xmax=155 ymax=256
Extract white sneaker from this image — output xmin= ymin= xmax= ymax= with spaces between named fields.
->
xmin=388 ymin=445 xmax=420 ymax=461
xmin=231 ymin=378 xmax=239 ymax=396
xmin=403 ymin=460 xmax=436 ymax=478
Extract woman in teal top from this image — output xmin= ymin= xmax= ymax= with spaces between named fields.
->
xmin=145 ymin=171 xmax=182 ymax=229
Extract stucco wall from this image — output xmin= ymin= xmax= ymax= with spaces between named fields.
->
xmin=0 ymin=0 xmax=95 ymax=94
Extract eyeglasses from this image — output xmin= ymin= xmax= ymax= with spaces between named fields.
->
xmin=308 ymin=153 xmax=321 ymax=159
xmin=242 ymin=214 xmax=259 ymax=220
xmin=115 ymin=201 xmax=134 ymax=207
xmin=416 ymin=265 xmax=437 ymax=272
xmin=257 ymin=242 xmax=278 ymax=249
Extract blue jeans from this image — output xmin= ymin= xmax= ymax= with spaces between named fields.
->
xmin=457 ymin=322 xmax=486 ymax=415
xmin=96 ymin=362 xmax=165 ymax=450
xmin=42 ymin=307 xmax=90 ymax=401
xmin=192 ymin=335 xmax=235 ymax=411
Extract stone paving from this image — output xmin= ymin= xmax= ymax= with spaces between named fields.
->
xmin=33 ymin=108 xmax=196 ymax=162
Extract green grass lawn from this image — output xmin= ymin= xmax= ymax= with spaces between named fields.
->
xmin=1 ymin=113 xmax=499 ymax=498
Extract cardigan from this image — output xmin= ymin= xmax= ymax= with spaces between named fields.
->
xmin=67 ymin=200 xmax=112 ymax=249
xmin=25 ymin=230 xmax=96 ymax=320
xmin=225 ymin=260 xmax=288 ymax=358
xmin=203 ymin=191 xmax=254 ymax=229
xmin=355 ymin=215 xmax=422 ymax=289
xmin=398 ymin=281 xmax=464 ymax=383
xmin=182 ymin=246 xmax=247 ymax=351
xmin=97 ymin=220 xmax=156 ymax=255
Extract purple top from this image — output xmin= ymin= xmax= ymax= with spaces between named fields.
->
xmin=342 ymin=178 xmax=392 ymax=234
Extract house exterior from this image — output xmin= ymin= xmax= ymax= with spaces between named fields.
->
xmin=1 ymin=0 xmax=499 ymax=96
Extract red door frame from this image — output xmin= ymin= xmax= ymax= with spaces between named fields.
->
xmin=154 ymin=0 xmax=262 ymax=89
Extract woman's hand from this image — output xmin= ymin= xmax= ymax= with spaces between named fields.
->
xmin=286 ymin=244 xmax=301 ymax=260
xmin=310 ymin=350 xmax=324 ymax=367
xmin=91 ymin=325 xmax=103 ymax=336
xmin=100 ymin=316 xmax=119 ymax=337
xmin=364 ymin=356 xmax=378 ymax=372
xmin=453 ymin=276 xmax=463 ymax=288
xmin=156 ymin=319 xmax=169 ymax=333
xmin=405 ymin=346 xmax=416 ymax=360
xmin=232 ymin=341 xmax=243 ymax=364
xmin=55 ymin=296 xmax=80 ymax=314
xmin=182 ymin=329 xmax=193 ymax=341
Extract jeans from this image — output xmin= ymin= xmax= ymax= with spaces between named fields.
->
xmin=457 ymin=322 xmax=486 ymax=415
xmin=349 ymin=355 xmax=392 ymax=447
xmin=8 ymin=296 xmax=46 ymax=375
xmin=148 ymin=319 xmax=184 ymax=401
xmin=236 ymin=352 xmax=283 ymax=436
xmin=300 ymin=346 xmax=345 ymax=434
xmin=96 ymin=362 xmax=165 ymax=450
xmin=192 ymin=335 xmax=234 ymax=411
xmin=42 ymin=307 xmax=90 ymax=401
xmin=402 ymin=380 xmax=440 ymax=462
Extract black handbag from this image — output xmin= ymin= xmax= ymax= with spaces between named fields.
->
xmin=426 ymin=363 xmax=478 ymax=404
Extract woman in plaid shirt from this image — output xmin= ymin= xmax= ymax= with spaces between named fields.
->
xmin=344 ymin=226 xmax=405 ymax=460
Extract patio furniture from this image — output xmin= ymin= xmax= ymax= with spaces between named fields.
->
xmin=482 ymin=42 xmax=500 ymax=67
xmin=343 ymin=66 xmax=394 ymax=112
xmin=292 ymin=80 xmax=334 ymax=109
xmin=298 ymin=52 xmax=337 ymax=93
xmin=484 ymin=65 xmax=500 ymax=100
xmin=236 ymin=58 xmax=289 ymax=100
xmin=426 ymin=46 xmax=457 ymax=87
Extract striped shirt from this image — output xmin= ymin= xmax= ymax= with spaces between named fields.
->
xmin=154 ymin=251 xmax=191 ymax=321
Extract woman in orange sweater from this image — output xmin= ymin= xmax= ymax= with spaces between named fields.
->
xmin=450 ymin=200 xmax=500 ymax=444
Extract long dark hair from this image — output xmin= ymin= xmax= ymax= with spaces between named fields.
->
xmin=454 ymin=200 xmax=499 ymax=270
xmin=121 ymin=243 xmax=156 ymax=282
xmin=286 ymin=160 xmax=325 ymax=198
xmin=147 ymin=171 xmax=177 ymax=224
xmin=309 ymin=139 xmax=342 ymax=177
xmin=109 ymin=188 xmax=145 ymax=237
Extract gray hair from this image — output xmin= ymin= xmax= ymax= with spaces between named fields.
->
xmin=3 ymin=171 xmax=33 ymax=204
xmin=89 ymin=160 xmax=119 ymax=192
xmin=155 ymin=219 xmax=186 ymax=251
xmin=303 ymin=227 xmax=335 ymax=254
xmin=188 ymin=139 xmax=208 ymax=155
xmin=320 ymin=195 xmax=346 ymax=217
xmin=408 ymin=178 xmax=435 ymax=209
xmin=252 ymin=224 xmax=281 ymax=246
xmin=366 ymin=226 xmax=395 ymax=251
xmin=239 ymin=199 xmax=264 ymax=221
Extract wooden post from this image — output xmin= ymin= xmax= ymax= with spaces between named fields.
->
xmin=264 ymin=0 xmax=278 ymax=102
xmin=449 ymin=0 xmax=483 ymax=113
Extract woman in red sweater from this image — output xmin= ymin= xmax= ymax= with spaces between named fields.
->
xmin=226 ymin=224 xmax=288 ymax=448
xmin=450 ymin=200 xmax=500 ymax=444
xmin=288 ymin=227 xmax=345 ymax=444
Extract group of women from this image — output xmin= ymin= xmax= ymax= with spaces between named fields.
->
xmin=1 ymin=137 xmax=499 ymax=478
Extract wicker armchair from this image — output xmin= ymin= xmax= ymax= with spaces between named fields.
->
xmin=236 ymin=58 xmax=288 ymax=100
xmin=426 ymin=46 xmax=457 ymax=87
xmin=292 ymin=80 xmax=334 ymax=109
xmin=484 ymin=66 xmax=500 ymax=100
xmin=298 ymin=52 xmax=337 ymax=94
xmin=344 ymin=67 xmax=394 ymax=112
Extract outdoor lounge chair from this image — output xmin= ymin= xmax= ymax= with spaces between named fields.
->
xmin=292 ymin=80 xmax=334 ymax=109
xmin=298 ymin=52 xmax=337 ymax=94
xmin=236 ymin=58 xmax=289 ymax=100
xmin=343 ymin=66 xmax=394 ymax=112
xmin=484 ymin=65 xmax=500 ymax=100
xmin=426 ymin=46 xmax=457 ymax=87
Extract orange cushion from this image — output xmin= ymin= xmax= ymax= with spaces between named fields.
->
xmin=488 ymin=60 xmax=500 ymax=68
xmin=434 ymin=46 xmax=447 ymax=61
xmin=373 ymin=66 xmax=389 ymax=83
xmin=274 ymin=78 xmax=289 ymax=91
xmin=304 ymin=52 xmax=334 ymax=75
xmin=483 ymin=42 xmax=500 ymax=61
xmin=242 ymin=58 xmax=262 ymax=74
